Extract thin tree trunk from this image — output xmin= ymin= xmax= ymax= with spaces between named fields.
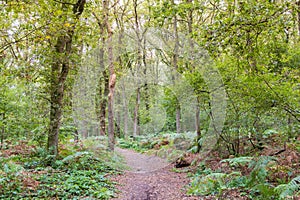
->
xmin=195 ymin=98 xmax=201 ymax=152
xmin=104 ymin=0 xmax=116 ymax=151
xmin=116 ymin=96 xmax=121 ymax=137
xmin=297 ymin=1 xmax=300 ymax=36
xmin=133 ymin=0 xmax=142 ymax=137
xmin=133 ymin=87 xmax=141 ymax=137
xmin=173 ymin=2 xmax=180 ymax=134
xmin=82 ymin=120 xmax=88 ymax=138
xmin=122 ymin=81 xmax=128 ymax=137
xmin=186 ymin=0 xmax=200 ymax=148
xmin=176 ymin=105 xmax=181 ymax=134
xmin=113 ymin=0 xmax=127 ymax=138
xmin=99 ymin=69 xmax=109 ymax=135
xmin=93 ymin=11 xmax=109 ymax=136
xmin=0 ymin=113 xmax=5 ymax=150
xmin=116 ymin=14 xmax=125 ymax=138
xmin=48 ymin=0 xmax=86 ymax=156
xmin=107 ymin=66 xmax=115 ymax=151
xmin=143 ymin=37 xmax=150 ymax=123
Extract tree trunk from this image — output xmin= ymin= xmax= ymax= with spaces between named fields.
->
xmin=186 ymin=0 xmax=200 ymax=148
xmin=176 ymin=105 xmax=181 ymax=134
xmin=142 ymin=38 xmax=150 ymax=123
xmin=195 ymin=98 xmax=201 ymax=152
xmin=122 ymin=81 xmax=128 ymax=137
xmin=172 ymin=2 xmax=180 ymax=134
xmin=99 ymin=69 xmax=109 ymax=135
xmin=116 ymin=96 xmax=121 ymax=137
xmin=297 ymin=1 xmax=300 ymax=36
xmin=0 ymin=113 xmax=5 ymax=150
xmin=104 ymin=0 xmax=116 ymax=151
xmin=107 ymin=71 xmax=115 ymax=151
xmin=133 ymin=0 xmax=142 ymax=137
xmin=48 ymin=36 xmax=71 ymax=156
xmin=93 ymin=10 xmax=109 ymax=136
xmin=133 ymin=87 xmax=141 ymax=137
xmin=47 ymin=0 xmax=86 ymax=156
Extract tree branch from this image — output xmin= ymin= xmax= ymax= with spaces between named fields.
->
xmin=53 ymin=0 xmax=75 ymax=6
xmin=0 ymin=23 xmax=49 ymax=53
xmin=263 ymin=79 xmax=300 ymax=123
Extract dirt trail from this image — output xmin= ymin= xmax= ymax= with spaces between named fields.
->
xmin=112 ymin=147 xmax=197 ymax=200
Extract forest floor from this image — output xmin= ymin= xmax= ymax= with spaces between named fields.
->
xmin=111 ymin=147 xmax=198 ymax=200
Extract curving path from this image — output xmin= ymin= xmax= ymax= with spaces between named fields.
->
xmin=111 ymin=147 xmax=197 ymax=200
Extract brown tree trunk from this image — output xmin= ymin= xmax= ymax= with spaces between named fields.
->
xmin=48 ymin=36 xmax=71 ymax=156
xmin=142 ymin=37 xmax=150 ymax=124
xmin=47 ymin=0 xmax=86 ymax=156
xmin=133 ymin=87 xmax=141 ymax=137
xmin=173 ymin=2 xmax=181 ymax=134
xmin=104 ymin=0 xmax=116 ymax=151
xmin=122 ymin=81 xmax=128 ymax=137
xmin=82 ymin=120 xmax=88 ymax=138
xmin=195 ymin=98 xmax=201 ymax=152
xmin=0 ymin=113 xmax=5 ymax=150
xmin=98 ymin=69 xmax=109 ymax=136
xmin=93 ymin=11 xmax=109 ymax=136
xmin=133 ymin=0 xmax=142 ymax=137
xmin=115 ymin=96 xmax=121 ymax=137
xmin=186 ymin=0 xmax=201 ymax=149
xmin=176 ymin=105 xmax=181 ymax=134
xmin=297 ymin=1 xmax=300 ymax=36
xmin=107 ymin=71 xmax=115 ymax=151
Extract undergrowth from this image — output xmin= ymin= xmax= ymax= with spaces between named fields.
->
xmin=0 ymin=141 xmax=118 ymax=199
xmin=188 ymin=156 xmax=300 ymax=199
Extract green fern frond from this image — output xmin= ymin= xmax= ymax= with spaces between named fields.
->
xmin=62 ymin=151 xmax=90 ymax=163
xmin=247 ymin=156 xmax=276 ymax=187
xmin=221 ymin=156 xmax=253 ymax=167
xmin=188 ymin=172 xmax=242 ymax=195
xmin=275 ymin=175 xmax=300 ymax=199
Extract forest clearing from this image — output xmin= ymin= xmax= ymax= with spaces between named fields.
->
xmin=1 ymin=0 xmax=300 ymax=199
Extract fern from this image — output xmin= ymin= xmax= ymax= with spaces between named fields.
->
xmin=188 ymin=172 xmax=241 ymax=195
xmin=252 ymin=183 xmax=276 ymax=200
xmin=247 ymin=156 xmax=276 ymax=187
xmin=3 ymin=161 xmax=24 ymax=174
xmin=221 ymin=156 xmax=253 ymax=167
xmin=62 ymin=151 xmax=90 ymax=163
xmin=275 ymin=175 xmax=300 ymax=199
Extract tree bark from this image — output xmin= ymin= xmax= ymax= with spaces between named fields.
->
xmin=122 ymin=81 xmax=128 ymax=137
xmin=98 ymin=69 xmax=109 ymax=136
xmin=133 ymin=0 xmax=142 ymax=137
xmin=143 ymin=36 xmax=150 ymax=123
xmin=133 ymin=87 xmax=141 ymax=137
xmin=297 ymin=1 xmax=300 ymax=36
xmin=195 ymin=97 xmax=201 ymax=152
xmin=93 ymin=11 xmax=109 ymax=136
xmin=176 ymin=105 xmax=181 ymax=134
xmin=103 ymin=0 xmax=116 ymax=151
xmin=48 ymin=36 xmax=71 ymax=156
xmin=173 ymin=1 xmax=181 ymax=134
xmin=186 ymin=0 xmax=201 ymax=150
xmin=0 ymin=113 xmax=5 ymax=150
xmin=47 ymin=0 xmax=86 ymax=156
xmin=107 ymin=71 xmax=115 ymax=151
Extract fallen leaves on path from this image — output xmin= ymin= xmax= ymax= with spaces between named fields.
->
xmin=111 ymin=148 xmax=197 ymax=200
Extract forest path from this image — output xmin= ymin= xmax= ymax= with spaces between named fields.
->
xmin=111 ymin=147 xmax=197 ymax=200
